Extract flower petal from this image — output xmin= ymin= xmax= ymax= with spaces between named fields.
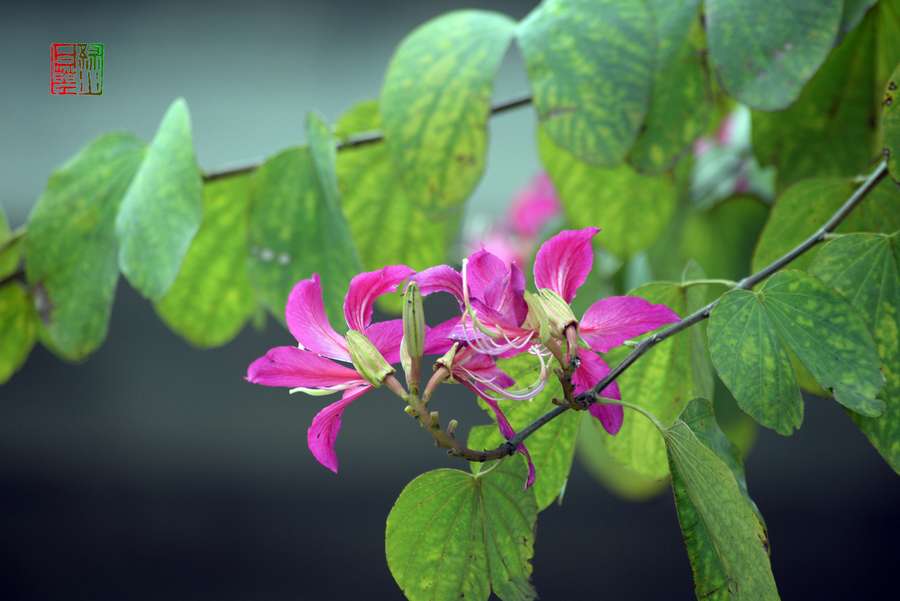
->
xmin=469 ymin=386 xmax=536 ymax=489
xmin=572 ymin=349 xmax=623 ymax=435
xmin=482 ymin=261 xmax=528 ymax=327
xmin=307 ymin=384 xmax=371 ymax=473
xmin=246 ymin=346 xmax=363 ymax=389
xmin=286 ymin=275 xmax=350 ymax=361
xmin=456 ymin=348 xmax=515 ymax=389
xmin=580 ymin=296 xmax=680 ymax=353
xmin=533 ymin=227 xmax=599 ymax=302
xmin=423 ymin=318 xmax=458 ymax=355
xmin=510 ymin=173 xmax=561 ymax=238
xmin=465 ymin=249 xmax=508 ymax=301
xmin=344 ymin=265 xmax=415 ymax=332
xmin=413 ymin=265 xmax=464 ymax=306
xmin=365 ymin=319 xmax=404 ymax=364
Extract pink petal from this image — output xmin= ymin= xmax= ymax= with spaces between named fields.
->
xmin=286 ymin=275 xmax=350 ymax=361
xmin=482 ymin=261 xmax=528 ymax=327
xmin=413 ymin=265 xmax=464 ymax=307
xmin=423 ymin=318 xmax=458 ymax=355
xmin=533 ymin=227 xmax=600 ymax=302
xmin=343 ymin=265 xmax=415 ymax=332
xmin=580 ymin=296 xmax=680 ymax=353
xmin=246 ymin=346 xmax=363 ymax=389
xmin=455 ymin=348 xmax=515 ymax=389
xmin=364 ymin=319 xmax=405 ymax=364
xmin=469 ymin=385 xmax=536 ymax=489
xmin=468 ymin=231 xmax=526 ymax=268
xmin=307 ymin=384 xmax=371 ymax=473
xmin=509 ymin=173 xmax=561 ymax=238
xmin=465 ymin=249 xmax=508 ymax=301
xmin=572 ymin=349 xmax=623 ymax=435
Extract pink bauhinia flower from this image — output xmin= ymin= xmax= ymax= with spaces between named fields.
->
xmin=246 ymin=266 xmax=415 ymax=473
xmin=509 ymin=172 xmax=561 ymax=239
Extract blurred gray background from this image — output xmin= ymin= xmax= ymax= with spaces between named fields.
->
xmin=2 ymin=1 xmax=898 ymax=599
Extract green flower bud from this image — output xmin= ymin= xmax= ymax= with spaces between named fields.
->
xmin=346 ymin=329 xmax=395 ymax=386
xmin=537 ymin=288 xmax=578 ymax=338
xmin=402 ymin=282 xmax=425 ymax=360
xmin=523 ymin=290 xmax=551 ymax=343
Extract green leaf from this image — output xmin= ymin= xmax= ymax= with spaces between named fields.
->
xmin=26 ymin=133 xmax=146 ymax=360
xmin=538 ymin=127 xmax=676 ymax=259
xmin=884 ymin=62 xmax=900 ymax=182
xmin=810 ymin=232 xmax=900 ymax=472
xmin=752 ymin=3 xmax=900 ymax=189
xmin=155 ymin=175 xmax=256 ymax=348
xmin=576 ymin=413 xmax=668 ymax=501
xmin=709 ymin=270 xmax=885 ymax=435
xmin=116 ymin=98 xmax=203 ymax=300
xmin=680 ymin=195 xmax=770 ymax=281
xmin=840 ymin=0 xmax=879 ymax=38
xmin=336 ymin=101 xmax=457 ymax=276
xmin=598 ymin=268 xmax=711 ymax=478
xmin=706 ymin=0 xmax=842 ymax=110
xmin=248 ymin=125 xmax=360 ymax=324
xmin=666 ymin=400 xmax=778 ymax=601
xmin=628 ymin=0 xmax=710 ymax=172
xmin=518 ymin=0 xmax=655 ymax=165
xmin=381 ymin=10 xmax=514 ymax=212
xmin=0 ymin=283 xmax=38 ymax=384
xmin=752 ymin=177 xmax=900 ymax=273
xmin=466 ymin=352 xmax=581 ymax=511
xmin=386 ymin=460 xmax=537 ymax=601
xmin=0 ymin=207 xmax=22 ymax=278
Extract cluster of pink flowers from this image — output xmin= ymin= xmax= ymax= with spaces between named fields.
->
xmin=246 ymin=223 xmax=679 ymax=486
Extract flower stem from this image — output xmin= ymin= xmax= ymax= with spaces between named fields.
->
xmin=680 ymin=278 xmax=737 ymax=288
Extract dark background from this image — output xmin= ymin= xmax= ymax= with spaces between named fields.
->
xmin=2 ymin=1 xmax=898 ymax=600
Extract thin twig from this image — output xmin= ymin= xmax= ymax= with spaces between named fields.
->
xmin=201 ymin=93 xmax=533 ymax=182
xmin=477 ymin=160 xmax=889 ymax=456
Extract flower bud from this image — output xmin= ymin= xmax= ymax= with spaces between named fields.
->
xmin=402 ymin=282 xmax=425 ymax=360
xmin=537 ymin=288 xmax=578 ymax=338
xmin=346 ymin=329 xmax=394 ymax=386
xmin=523 ymin=290 xmax=551 ymax=343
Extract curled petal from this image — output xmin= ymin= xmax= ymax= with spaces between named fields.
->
xmin=364 ymin=319 xmax=405 ymax=364
xmin=246 ymin=346 xmax=364 ymax=389
xmin=572 ymin=349 xmax=622 ymax=435
xmin=286 ymin=275 xmax=349 ymax=361
xmin=533 ymin=227 xmax=599 ymax=302
xmin=344 ymin=265 xmax=415 ymax=332
xmin=482 ymin=261 xmax=528 ymax=327
xmin=469 ymin=386 xmax=536 ymax=489
xmin=465 ymin=249 xmax=508 ymax=301
xmin=307 ymin=384 xmax=371 ymax=473
xmin=580 ymin=296 xmax=680 ymax=353
xmin=413 ymin=265 xmax=464 ymax=307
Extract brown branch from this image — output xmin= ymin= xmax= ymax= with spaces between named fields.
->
xmin=201 ymin=93 xmax=533 ymax=182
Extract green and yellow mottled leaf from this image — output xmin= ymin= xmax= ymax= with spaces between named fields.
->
xmin=0 ymin=283 xmax=37 ymax=384
xmin=884 ymin=62 xmax=900 ymax=182
xmin=155 ymin=175 xmax=256 ymax=348
xmin=386 ymin=460 xmax=537 ymax=601
xmin=116 ymin=98 xmax=203 ymax=300
xmin=598 ymin=268 xmax=711 ymax=478
xmin=538 ymin=127 xmax=676 ymax=259
xmin=753 ymin=2 xmax=900 ymax=189
xmin=248 ymin=133 xmax=361 ymax=325
xmin=666 ymin=401 xmax=778 ymax=601
xmin=706 ymin=0 xmax=842 ymax=110
xmin=752 ymin=177 xmax=900 ymax=273
xmin=467 ymin=352 xmax=581 ymax=511
xmin=518 ymin=0 xmax=655 ymax=165
xmin=336 ymin=101 xmax=458 ymax=287
xmin=710 ymin=270 xmax=885 ymax=435
xmin=381 ymin=10 xmax=514 ymax=213
xmin=26 ymin=133 xmax=145 ymax=360
xmin=680 ymin=195 xmax=770 ymax=281
xmin=810 ymin=232 xmax=900 ymax=472
xmin=629 ymin=0 xmax=710 ymax=172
